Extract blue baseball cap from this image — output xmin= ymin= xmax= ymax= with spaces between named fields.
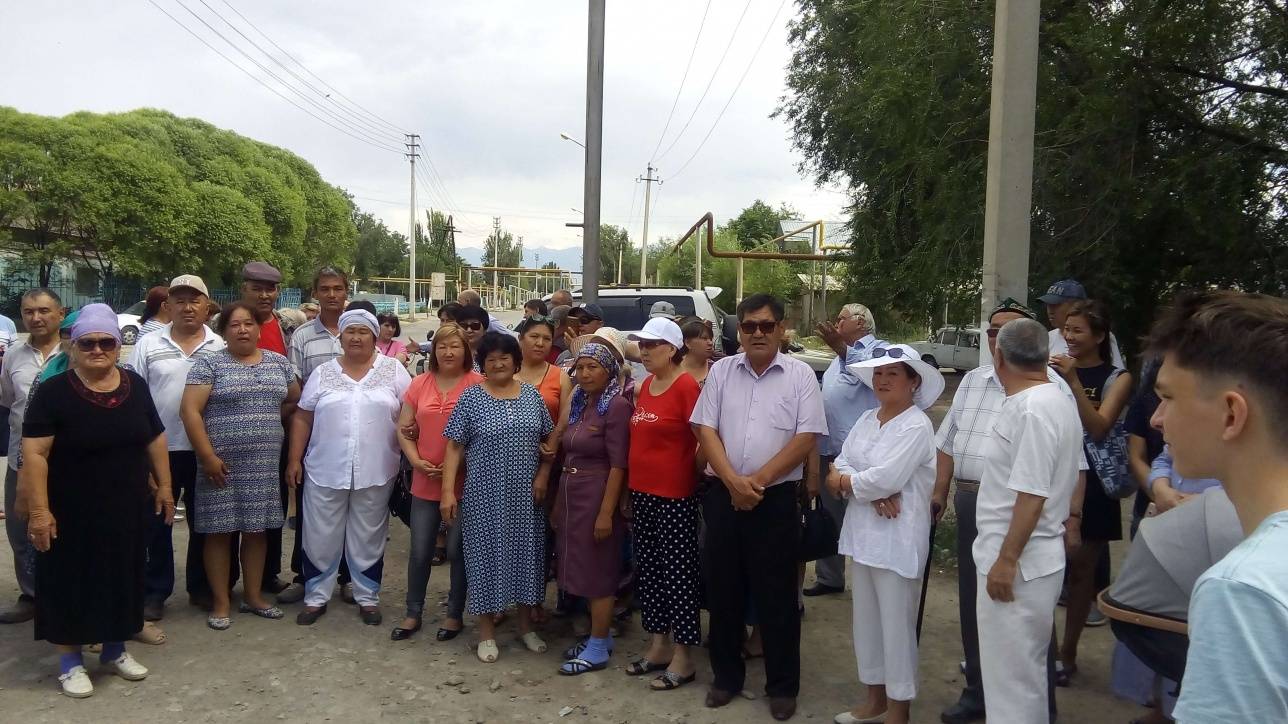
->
xmin=1037 ymin=279 xmax=1088 ymax=304
xmin=570 ymin=303 xmax=604 ymax=321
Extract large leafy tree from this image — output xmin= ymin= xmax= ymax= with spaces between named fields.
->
xmin=778 ymin=0 xmax=1287 ymax=350
xmin=0 ymin=106 xmax=357 ymax=288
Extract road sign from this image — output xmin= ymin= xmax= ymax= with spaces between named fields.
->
xmin=430 ymin=272 xmax=446 ymax=303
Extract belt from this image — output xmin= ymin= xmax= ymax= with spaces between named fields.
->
xmin=955 ymin=478 xmax=980 ymax=492
xmin=562 ymin=465 xmax=608 ymax=475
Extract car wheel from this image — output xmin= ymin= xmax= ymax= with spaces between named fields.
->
xmin=920 ymin=355 xmax=938 ymax=368
xmin=121 ymin=326 xmax=139 ymax=345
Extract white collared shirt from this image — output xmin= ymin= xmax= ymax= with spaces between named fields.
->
xmin=972 ymin=382 xmax=1084 ymax=581
xmin=835 ymin=405 xmax=937 ymax=579
xmin=126 ymin=323 xmax=226 ymax=451
xmin=0 ymin=340 xmax=62 ymax=468
xmin=299 ymin=354 xmax=412 ymax=490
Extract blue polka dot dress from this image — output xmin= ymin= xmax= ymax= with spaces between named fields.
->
xmin=443 ymin=382 xmax=553 ymax=614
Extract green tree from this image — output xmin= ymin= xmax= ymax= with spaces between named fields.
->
xmin=351 ymin=209 xmax=407 ymax=282
xmin=481 ymin=228 xmax=523 ymax=269
xmin=726 ymin=200 xmax=801 ymax=250
xmin=777 ymin=1 xmax=1288 ymax=348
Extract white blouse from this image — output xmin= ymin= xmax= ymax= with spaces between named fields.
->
xmin=299 ymin=354 xmax=412 ymax=490
xmin=835 ymin=405 xmax=937 ymax=579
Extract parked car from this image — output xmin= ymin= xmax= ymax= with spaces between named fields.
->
xmin=117 ymin=300 xmax=146 ymax=345
xmin=911 ymin=325 xmax=981 ymax=372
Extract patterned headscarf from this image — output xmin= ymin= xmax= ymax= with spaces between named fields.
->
xmin=568 ymin=342 xmax=621 ymax=425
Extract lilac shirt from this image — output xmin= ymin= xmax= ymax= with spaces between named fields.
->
xmin=690 ymin=351 xmax=828 ymax=486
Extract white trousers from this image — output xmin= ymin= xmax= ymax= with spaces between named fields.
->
xmin=851 ymin=561 xmax=920 ymax=701
xmin=303 ymin=481 xmax=393 ymax=607
xmin=976 ymin=568 xmax=1063 ymax=724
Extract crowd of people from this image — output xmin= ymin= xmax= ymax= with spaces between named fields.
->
xmin=0 ymin=264 xmax=1284 ymax=723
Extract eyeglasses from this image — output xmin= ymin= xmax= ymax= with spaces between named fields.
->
xmin=75 ymin=337 xmax=119 ymax=352
xmin=738 ymin=320 xmax=779 ymax=335
xmin=870 ymin=347 xmax=909 ymax=360
xmin=461 ymin=321 xmax=484 ymax=332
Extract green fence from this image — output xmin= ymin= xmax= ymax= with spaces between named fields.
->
xmin=0 ymin=280 xmax=302 ymax=325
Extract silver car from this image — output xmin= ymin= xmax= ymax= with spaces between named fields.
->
xmin=911 ymin=326 xmax=981 ymax=372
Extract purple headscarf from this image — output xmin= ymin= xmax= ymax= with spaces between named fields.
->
xmin=568 ymin=342 xmax=621 ymax=425
xmin=69 ymin=303 xmax=122 ymax=343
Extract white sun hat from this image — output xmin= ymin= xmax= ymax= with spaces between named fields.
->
xmin=847 ymin=343 xmax=946 ymax=410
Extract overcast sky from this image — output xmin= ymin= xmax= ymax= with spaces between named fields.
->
xmin=1 ymin=0 xmax=847 ymax=253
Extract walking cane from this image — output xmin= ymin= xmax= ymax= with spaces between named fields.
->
xmin=915 ymin=517 xmax=939 ymax=643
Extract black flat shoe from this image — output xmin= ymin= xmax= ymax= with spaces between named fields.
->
xmin=296 ymin=605 xmax=327 ymax=626
xmin=436 ymin=626 xmax=462 ymax=641
xmin=391 ymin=618 xmax=422 ymax=641
xmin=802 ymin=583 xmax=844 ymax=597
xmin=360 ymin=606 xmax=382 ymax=625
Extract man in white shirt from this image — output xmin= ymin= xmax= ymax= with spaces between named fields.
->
xmin=1038 ymin=278 xmax=1125 ymax=368
xmin=126 ymin=275 xmax=225 ymax=617
xmin=0 ymin=288 xmax=64 ymax=624
xmin=973 ymin=318 xmax=1084 ymax=724
xmin=1147 ymin=291 xmax=1288 ymax=722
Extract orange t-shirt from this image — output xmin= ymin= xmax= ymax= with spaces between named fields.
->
xmin=628 ymin=373 xmax=701 ymax=498
xmin=533 ymin=363 xmax=563 ymax=425
xmin=403 ymin=370 xmax=484 ymax=501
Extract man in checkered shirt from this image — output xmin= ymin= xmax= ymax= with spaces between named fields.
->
xmin=933 ymin=298 xmax=1087 ymax=724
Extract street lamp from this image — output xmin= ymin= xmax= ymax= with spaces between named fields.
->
xmin=559 ymin=132 xmax=586 ymax=149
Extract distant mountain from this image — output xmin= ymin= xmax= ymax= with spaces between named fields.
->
xmin=456 ymin=245 xmax=583 ymax=272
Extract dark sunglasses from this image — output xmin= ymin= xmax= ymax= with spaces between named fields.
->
xmin=461 ymin=321 xmax=485 ymax=331
xmin=75 ymin=337 xmax=120 ymax=352
xmin=871 ymin=346 xmax=909 ymax=360
xmin=637 ymin=339 xmax=671 ymax=350
xmin=738 ymin=320 xmax=779 ymax=335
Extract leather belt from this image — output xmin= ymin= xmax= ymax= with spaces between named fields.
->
xmin=955 ymin=478 xmax=981 ymax=492
xmin=562 ymin=466 xmax=607 ymax=475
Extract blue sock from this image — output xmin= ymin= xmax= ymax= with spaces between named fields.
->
xmin=59 ymin=652 xmax=84 ymax=675
xmin=100 ymin=642 xmax=125 ymax=664
xmin=581 ymin=636 xmax=611 ymax=664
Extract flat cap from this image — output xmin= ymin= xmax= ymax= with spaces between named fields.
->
xmin=242 ymin=261 xmax=282 ymax=284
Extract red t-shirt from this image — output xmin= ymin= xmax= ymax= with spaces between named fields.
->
xmin=259 ymin=316 xmax=287 ymax=355
xmin=628 ymin=372 xmax=701 ymax=498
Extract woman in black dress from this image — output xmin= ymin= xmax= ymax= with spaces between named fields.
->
xmin=1050 ymin=299 xmax=1132 ymax=682
xmin=20 ymin=303 xmax=173 ymax=699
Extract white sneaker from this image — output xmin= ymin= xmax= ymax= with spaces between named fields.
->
xmin=104 ymin=652 xmax=148 ymax=681
xmin=59 ymin=665 xmax=93 ymax=698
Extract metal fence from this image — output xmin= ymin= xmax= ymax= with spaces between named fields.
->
xmin=0 ymin=280 xmax=302 ymax=324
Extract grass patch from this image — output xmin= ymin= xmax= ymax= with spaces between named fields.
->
xmin=931 ymin=510 xmax=959 ymax=568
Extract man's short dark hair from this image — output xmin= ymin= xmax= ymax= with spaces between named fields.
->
xmin=437 ymin=301 xmax=463 ymax=322
xmin=1148 ymin=290 xmax=1288 ymax=443
xmin=736 ymin=293 xmax=785 ymax=322
xmin=22 ymin=287 xmax=63 ymax=306
xmin=524 ymin=299 xmax=549 ymax=316
xmin=475 ymin=331 xmax=522 ymax=372
xmin=313 ymin=266 xmax=349 ymax=290
xmin=346 ymin=300 xmax=378 ymax=315
xmin=454 ymin=304 xmax=489 ymax=327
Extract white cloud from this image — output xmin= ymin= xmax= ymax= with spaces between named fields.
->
xmin=0 ymin=0 xmax=847 ymax=257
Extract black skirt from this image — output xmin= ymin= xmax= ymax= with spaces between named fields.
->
xmin=1080 ymin=469 xmax=1123 ymax=542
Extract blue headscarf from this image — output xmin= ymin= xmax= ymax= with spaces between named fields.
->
xmin=568 ymin=342 xmax=621 ymax=425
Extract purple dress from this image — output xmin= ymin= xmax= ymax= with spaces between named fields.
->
xmin=552 ymin=394 xmax=632 ymax=599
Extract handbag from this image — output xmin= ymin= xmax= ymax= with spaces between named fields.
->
xmin=388 ymin=460 xmax=414 ymax=528
xmin=798 ymin=497 xmax=839 ymax=562
xmin=1082 ymin=368 xmax=1135 ymax=500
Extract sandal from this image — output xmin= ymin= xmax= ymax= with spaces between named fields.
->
xmin=239 ymin=602 xmax=285 ymax=620
xmin=520 ymin=631 xmax=547 ymax=653
xmin=650 ymin=670 xmax=696 ymax=691
xmin=133 ymin=621 xmax=167 ymax=645
xmin=207 ymin=616 xmax=232 ymax=631
xmin=562 ymin=637 xmax=615 ymax=660
xmin=477 ymin=639 xmax=500 ymax=663
xmin=1055 ymin=661 xmax=1077 ymax=687
xmin=625 ymin=657 xmax=670 ymax=676
xmin=431 ymin=546 xmax=447 ymax=566
xmin=559 ymin=657 xmax=608 ymax=676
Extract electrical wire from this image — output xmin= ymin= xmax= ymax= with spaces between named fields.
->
xmin=217 ymin=0 xmax=408 ymax=136
xmin=666 ymin=0 xmax=788 ymax=182
xmin=653 ymin=0 xmax=753 ymax=163
xmin=647 ymin=0 xmax=712 ymax=163
xmin=147 ymin=0 xmax=404 ymax=154
xmin=197 ymin=0 xmax=403 ymax=143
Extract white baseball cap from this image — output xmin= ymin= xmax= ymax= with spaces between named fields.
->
xmin=169 ymin=274 xmax=209 ymax=297
xmin=628 ymin=317 xmax=684 ymax=350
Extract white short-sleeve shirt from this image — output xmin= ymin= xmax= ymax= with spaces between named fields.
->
xmin=972 ymin=382 xmax=1083 ymax=581
xmin=298 ymin=354 xmax=412 ymax=490
xmin=125 ymin=323 xmax=226 ymax=451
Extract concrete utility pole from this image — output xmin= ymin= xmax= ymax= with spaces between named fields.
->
xmin=405 ymin=133 xmax=420 ymax=319
xmin=582 ymin=0 xmax=605 ymax=302
xmin=638 ymin=164 xmax=660 ymax=286
xmin=491 ymin=216 xmax=501 ymax=307
xmin=979 ymin=0 xmax=1040 ymax=325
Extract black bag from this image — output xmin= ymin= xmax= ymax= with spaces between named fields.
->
xmin=798 ymin=497 xmax=839 ymax=562
xmin=388 ymin=460 xmax=413 ymax=528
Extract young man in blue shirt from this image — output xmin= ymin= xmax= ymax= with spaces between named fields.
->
xmin=1148 ymin=290 xmax=1288 ymax=722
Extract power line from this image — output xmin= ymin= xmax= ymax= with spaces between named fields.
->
xmin=217 ymin=0 xmax=408 ymax=136
xmin=667 ymin=0 xmax=789 ymax=182
xmin=648 ymin=0 xmax=713 ymax=163
xmin=163 ymin=0 xmax=404 ymax=151
xmin=147 ymin=0 xmax=403 ymax=154
xmin=197 ymin=0 xmax=403 ymax=143
xmin=653 ymin=0 xmax=753 ymax=163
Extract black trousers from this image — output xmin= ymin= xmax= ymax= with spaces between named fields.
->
xmin=703 ymin=477 xmax=800 ymax=698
